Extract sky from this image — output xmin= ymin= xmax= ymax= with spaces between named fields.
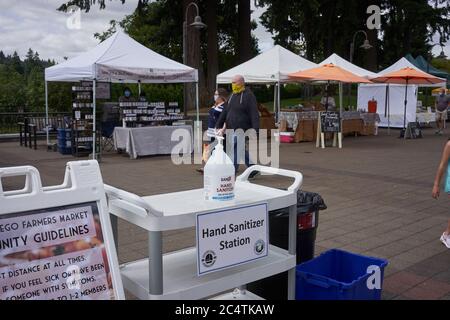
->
xmin=0 ymin=1 xmax=448 ymax=63
xmin=0 ymin=0 xmax=274 ymax=62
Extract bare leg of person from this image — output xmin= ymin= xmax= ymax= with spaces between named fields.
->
xmin=445 ymin=220 xmax=450 ymax=236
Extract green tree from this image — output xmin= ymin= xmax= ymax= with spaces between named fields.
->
xmin=380 ymin=0 xmax=450 ymax=69
xmin=25 ymin=67 xmax=45 ymax=112
xmin=0 ymin=65 xmax=26 ymax=112
xmin=58 ymin=0 xmax=129 ymax=12
xmin=256 ymin=0 xmax=448 ymax=72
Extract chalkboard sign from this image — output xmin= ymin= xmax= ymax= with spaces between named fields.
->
xmin=321 ymin=112 xmax=341 ymax=133
xmin=406 ymin=122 xmax=423 ymax=139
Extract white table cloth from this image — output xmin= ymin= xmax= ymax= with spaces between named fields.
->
xmin=416 ymin=112 xmax=436 ymax=124
xmin=114 ymin=125 xmax=193 ymax=159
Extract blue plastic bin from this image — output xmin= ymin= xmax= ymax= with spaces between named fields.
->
xmin=296 ymin=249 xmax=388 ymax=300
xmin=57 ymin=128 xmax=72 ymax=139
xmin=58 ymin=146 xmax=72 ymax=155
xmin=57 ymin=137 xmax=72 ymax=148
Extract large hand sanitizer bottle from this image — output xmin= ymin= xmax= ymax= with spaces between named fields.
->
xmin=204 ymin=136 xmax=235 ymax=201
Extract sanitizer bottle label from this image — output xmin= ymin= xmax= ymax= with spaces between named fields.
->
xmin=205 ymin=174 xmax=235 ymax=201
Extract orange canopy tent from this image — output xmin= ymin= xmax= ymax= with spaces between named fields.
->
xmin=288 ymin=63 xmax=372 ymax=112
xmin=372 ymin=67 xmax=445 ymax=131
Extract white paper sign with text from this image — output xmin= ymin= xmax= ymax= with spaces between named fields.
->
xmin=196 ymin=203 xmax=268 ymax=276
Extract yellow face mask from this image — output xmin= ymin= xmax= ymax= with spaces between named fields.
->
xmin=232 ymin=83 xmax=245 ymax=94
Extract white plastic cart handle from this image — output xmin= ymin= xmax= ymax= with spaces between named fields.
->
xmin=237 ymin=165 xmax=303 ymax=192
xmin=104 ymin=184 xmax=162 ymax=217
xmin=0 ymin=166 xmax=43 ymax=196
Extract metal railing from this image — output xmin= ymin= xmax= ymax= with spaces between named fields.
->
xmin=0 ymin=112 xmax=70 ymax=134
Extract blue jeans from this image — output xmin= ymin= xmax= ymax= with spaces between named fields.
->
xmin=232 ymin=135 xmax=253 ymax=173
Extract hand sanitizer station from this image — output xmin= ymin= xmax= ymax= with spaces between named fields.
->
xmin=106 ymin=163 xmax=303 ymax=300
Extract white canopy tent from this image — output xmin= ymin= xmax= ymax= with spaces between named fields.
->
xmin=315 ymin=53 xmax=377 ymax=112
xmin=376 ymin=57 xmax=446 ymax=87
xmin=357 ymin=57 xmax=446 ymax=130
xmin=216 ymin=45 xmax=317 ymax=116
xmin=216 ymin=45 xmax=317 ymax=84
xmin=319 ymin=53 xmax=378 ymax=79
xmin=45 ymin=31 xmax=199 ymax=159
xmin=357 ymin=83 xmax=418 ymax=128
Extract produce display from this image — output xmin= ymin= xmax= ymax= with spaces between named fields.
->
xmin=119 ymin=101 xmax=183 ymax=126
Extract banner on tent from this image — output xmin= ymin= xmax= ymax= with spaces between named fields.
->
xmin=96 ymin=65 xmax=197 ymax=83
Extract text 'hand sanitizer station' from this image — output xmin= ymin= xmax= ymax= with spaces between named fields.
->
xmin=105 ymin=137 xmax=304 ymax=299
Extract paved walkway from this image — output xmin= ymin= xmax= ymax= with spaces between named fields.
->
xmin=0 ymin=128 xmax=449 ymax=300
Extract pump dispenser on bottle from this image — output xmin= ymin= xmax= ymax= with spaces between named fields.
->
xmin=204 ymin=136 xmax=235 ymax=201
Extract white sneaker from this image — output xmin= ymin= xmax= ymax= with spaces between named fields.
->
xmin=440 ymin=233 xmax=450 ymax=249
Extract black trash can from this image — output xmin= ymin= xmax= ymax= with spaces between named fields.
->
xmin=247 ymin=191 xmax=326 ymax=300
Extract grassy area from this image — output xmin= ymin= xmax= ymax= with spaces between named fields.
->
xmin=261 ymin=96 xmax=359 ymax=112
xmin=261 ymin=92 xmax=439 ymax=113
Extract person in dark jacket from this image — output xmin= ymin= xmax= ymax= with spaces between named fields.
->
xmin=207 ymin=88 xmax=229 ymax=138
xmin=196 ymin=88 xmax=229 ymax=174
xmin=216 ymin=75 xmax=260 ymax=175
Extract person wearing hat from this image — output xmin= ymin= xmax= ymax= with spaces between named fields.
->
xmin=435 ymin=88 xmax=449 ymax=135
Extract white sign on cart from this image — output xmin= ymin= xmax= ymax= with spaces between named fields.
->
xmin=196 ymin=203 xmax=268 ymax=276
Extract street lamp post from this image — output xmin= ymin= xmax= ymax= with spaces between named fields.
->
xmin=425 ymin=44 xmax=447 ymax=108
xmin=182 ymin=2 xmax=206 ymax=118
xmin=348 ymin=30 xmax=372 ymax=109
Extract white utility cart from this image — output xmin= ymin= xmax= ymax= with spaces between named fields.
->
xmin=104 ymin=165 xmax=303 ymax=300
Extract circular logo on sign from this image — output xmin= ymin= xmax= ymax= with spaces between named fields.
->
xmin=201 ymin=250 xmax=217 ymax=268
xmin=254 ymin=240 xmax=266 ymax=255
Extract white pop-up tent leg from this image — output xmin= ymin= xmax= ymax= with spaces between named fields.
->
xmin=195 ymin=81 xmax=200 ymax=124
xmin=386 ymin=84 xmax=391 ymax=136
xmin=339 ymin=82 xmax=343 ymax=118
xmin=92 ymin=79 xmax=97 ymax=160
xmin=195 ymin=81 xmax=201 ymax=155
xmin=277 ymin=81 xmax=281 ymax=122
xmin=273 ymin=84 xmax=277 ymax=114
xmin=45 ymin=81 xmax=49 ymax=146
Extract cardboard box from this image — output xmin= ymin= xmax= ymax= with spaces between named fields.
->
xmin=342 ymin=119 xmax=363 ymax=136
xmin=294 ymin=119 xmax=317 ymax=142
xmin=279 ymin=119 xmax=288 ymax=132
xmin=260 ymin=116 xmax=276 ymax=130
xmin=361 ymin=124 xmax=376 ymax=136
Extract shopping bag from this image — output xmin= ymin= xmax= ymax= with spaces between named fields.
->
xmin=445 ymin=161 xmax=450 ymax=194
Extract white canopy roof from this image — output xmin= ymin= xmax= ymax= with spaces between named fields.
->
xmin=216 ymin=45 xmax=317 ymax=84
xmin=45 ymin=31 xmax=198 ymax=83
xmin=376 ymin=57 xmax=446 ymax=87
xmin=319 ymin=53 xmax=378 ymax=79
xmin=377 ymin=57 xmax=424 ymax=76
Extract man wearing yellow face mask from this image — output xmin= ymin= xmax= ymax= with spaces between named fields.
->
xmin=216 ymin=75 xmax=260 ymax=176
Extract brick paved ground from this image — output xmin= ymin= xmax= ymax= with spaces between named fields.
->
xmin=0 ymin=127 xmax=449 ymax=300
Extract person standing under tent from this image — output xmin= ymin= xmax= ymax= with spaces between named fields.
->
xmin=432 ymin=139 xmax=450 ymax=248
xmin=216 ymin=75 xmax=260 ymax=177
xmin=119 ymin=87 xmax=136 ymax=103
xmin=435 ymin=88 xmax=449 ymax=135
xmin=196 ymin=88 xmax=229 ymax=174
xmin=139 ymin=90 xmax=147 ymax=102
xmin=320 ymin=87 xmax=336 ymax=111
